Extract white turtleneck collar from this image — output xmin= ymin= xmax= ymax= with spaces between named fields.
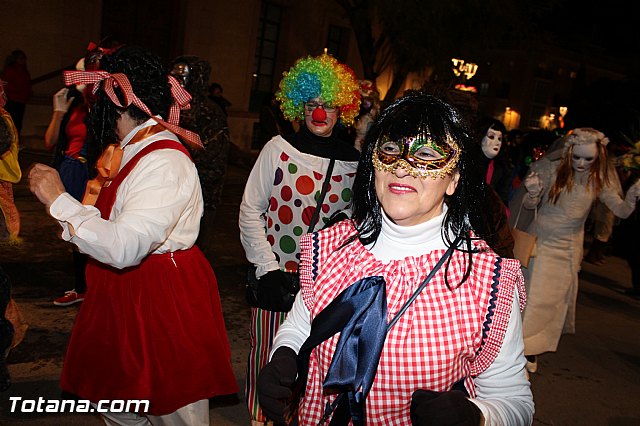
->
xmin=367 ymin=205 xmax=449 ymax=263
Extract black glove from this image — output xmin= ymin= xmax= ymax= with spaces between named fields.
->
xmin=253 ymin=269 xmax=299 ymax=312
xmin=410 ymin=389 xmax=482 ymax=426
xmin=257 ymin=346 xmax=298 ymax=424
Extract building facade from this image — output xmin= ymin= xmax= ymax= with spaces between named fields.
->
xmin=1 ymin=0 xmax=634 ymax=150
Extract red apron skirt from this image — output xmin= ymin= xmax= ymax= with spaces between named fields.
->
xmin=60 ymin=246 xmax=238 ymax=415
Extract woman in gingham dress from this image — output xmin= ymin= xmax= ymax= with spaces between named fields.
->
xmin=258 ymin=93 xmax=534 ymax=425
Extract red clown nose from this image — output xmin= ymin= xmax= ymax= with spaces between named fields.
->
xmin=312 ymin=106 xmax=327 ymax=122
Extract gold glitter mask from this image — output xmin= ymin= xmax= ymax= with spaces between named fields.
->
xmin=372 ymin=132 xmax=461 ymax=179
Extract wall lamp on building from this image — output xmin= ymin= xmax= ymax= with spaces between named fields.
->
xmin=451 ymin=58 xmax=478 ymax=80
xmin=503 ymin=107 xmax=520 ymax=130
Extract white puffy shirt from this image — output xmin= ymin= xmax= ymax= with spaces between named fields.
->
xmin=48 ymin=118 xmax=203 ymax=269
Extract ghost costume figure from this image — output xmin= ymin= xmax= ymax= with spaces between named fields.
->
xmin=520 ymin=128 xmax=640 ymax=371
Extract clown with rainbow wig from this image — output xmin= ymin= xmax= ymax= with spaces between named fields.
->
xmin=239 ymin=52 xmax=361 ymax=425
xmin=276 ymin=53 xmax=361 ymax=127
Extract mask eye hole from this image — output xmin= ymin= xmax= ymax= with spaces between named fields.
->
xmin=413 ymin=146 xmax=443 ymax=161
xmin=379 ymin=140 xmax=402 ymax=156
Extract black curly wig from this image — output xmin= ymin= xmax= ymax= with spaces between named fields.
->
xmin=89 ymin=45 xmax=172 ymax=148
xmin=350 ymin=92 xmax=494 ymax=287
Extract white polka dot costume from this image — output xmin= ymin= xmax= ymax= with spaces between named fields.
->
xmin=240 ymin=135 xmax=358 ymax=273
xmin=239 ymin=134 xmax=359 ymax=422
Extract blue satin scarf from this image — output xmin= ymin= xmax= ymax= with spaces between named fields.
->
xmin=295 ymin=237 xmax=460 ymax=425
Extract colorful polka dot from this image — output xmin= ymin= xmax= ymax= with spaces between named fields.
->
xmin=274 ymin=167 xmax=284 ymax=185
xmin=341 ymin=188 xmax=353 ymax=202
xmin=296 ymin=175 xmax=315 ymax=195
xmin=285 ymin=260 xmax=298 ymax=272
xmin=278 ymin=205 xmax=294 ymax=224
xmin=329 ymin=194 xmax=339 ymax=203
xmin=268 ymin=217 xmax=273 ymax=228
xmin=267 ymin=235 xmax=275 ymax=246
xmin=269 ymin=197 xmax=278 ymax=211
xmin=313 ymin=171 xmax=323 ymax=180
xmin=293 ymin=226 xmax=304 ymax=236
xmin=274 ymin=224 xmax=280 ymax=232
xmin=288 ymin=163 xmax=298 ymax=174
xmin=332 ymin=175 xmax=343 ymax=182
xmin=301 ymin=206 xmax=316 ymax=226
xmin=294 ymin=199 xmax=302 ymax=207
xmin=321 ymin=204 xmax=330 ymax=213
xmin=280 ymin=152 xmax=289 ymax=161
xmin=281 ymin=185 xmax=293 ymax=202
xmin=279 ymin=235 xmax=297 ymax=254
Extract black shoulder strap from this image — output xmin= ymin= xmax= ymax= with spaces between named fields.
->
xmin=307 ymin=158 xmax=335 ymax=233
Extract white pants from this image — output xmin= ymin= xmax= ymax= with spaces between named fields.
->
xmin=96 ymin=399 xmax=209 ymax=426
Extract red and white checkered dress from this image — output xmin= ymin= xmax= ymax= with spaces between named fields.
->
xmin=298 ymin=220 xmax=526 ymax=425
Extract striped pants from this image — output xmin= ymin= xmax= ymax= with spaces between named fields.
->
xmin=0 ymin=181 xmax=19 ymax=239
xmin=245 ymin=307 xmax=287 ymax=424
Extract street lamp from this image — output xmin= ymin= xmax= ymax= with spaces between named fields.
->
xmin=559 ymin=106 xmax=568 ymax=117
xmin=559 ymin=106 xmax=567 ymax=128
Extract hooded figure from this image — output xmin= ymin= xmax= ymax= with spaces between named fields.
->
xmin=170 ymin=56 xmax=230 ymax=215
xmin=171 ymin=56 xmax=231 ymax=260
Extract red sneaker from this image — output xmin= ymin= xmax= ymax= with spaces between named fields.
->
xmin=53 ymin=290 xmax=85 ymax=306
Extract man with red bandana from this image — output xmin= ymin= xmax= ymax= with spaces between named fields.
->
xmin=239 ymin=53 xmax=361 ymax=425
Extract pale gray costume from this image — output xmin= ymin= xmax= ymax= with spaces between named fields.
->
xmin=516 ymin=153 xmax=635 ymax=356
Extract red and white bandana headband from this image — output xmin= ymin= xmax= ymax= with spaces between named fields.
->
xmin=63 ymin=70 xmax=203 ymax=149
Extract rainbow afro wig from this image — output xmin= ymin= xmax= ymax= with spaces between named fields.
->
xmin=276 ymin=53 xmax=361 ymax=126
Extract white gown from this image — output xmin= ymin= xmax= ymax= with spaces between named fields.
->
xmin=520 ymin=156 xmax=632 ymax=355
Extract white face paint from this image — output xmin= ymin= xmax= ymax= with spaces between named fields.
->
xmin=481 ymin=128 xmax=502 ymax=159
xmin=571 ymin=142 xmax=598 ymax=172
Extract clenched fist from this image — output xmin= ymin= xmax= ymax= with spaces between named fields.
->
xmin=523 ymin=172 xmax=543 ymax=198
xmin=28 ymin=163 xmax=66 ymax=208
xmin=625 ymin=180 xmax=640 ymax=205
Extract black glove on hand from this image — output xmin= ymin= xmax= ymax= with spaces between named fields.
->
xmin=257 ymin=269 xmax=299 ymax=312
xmin=411 ymin=389 xmax=483 ymax=426
xmin=261 ymin=269 xmax=298 ymax=293
xmin=257 ymin=346 xmax=298 ymax=424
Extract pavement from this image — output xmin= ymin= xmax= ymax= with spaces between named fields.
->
xmin=1 ymin=148 xmax=640 ymax=425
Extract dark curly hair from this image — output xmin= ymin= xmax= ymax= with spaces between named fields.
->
xmin=349 ymin=92 xmax=493 ymax=287
xmin=89 ymin=45 xmax=172 ymax=148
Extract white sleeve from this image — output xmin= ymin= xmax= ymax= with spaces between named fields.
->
xmin=239 ymin=139 xmax=281 ymax=277
xmin=598 ymin=168 xmax=636 ymax=219
xmin=271 ymin=293 xmax=311 ymax=357
xmin=49 ymin=150 xmax=200 ymax=269
xmin=471 ymin=290 xmax=534 ymax=426
xmin=522 ymin=159 xmax=551 ymax=210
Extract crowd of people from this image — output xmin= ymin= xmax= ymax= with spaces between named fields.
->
xmin=0 ymin=41 xmax=637 ymax=426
